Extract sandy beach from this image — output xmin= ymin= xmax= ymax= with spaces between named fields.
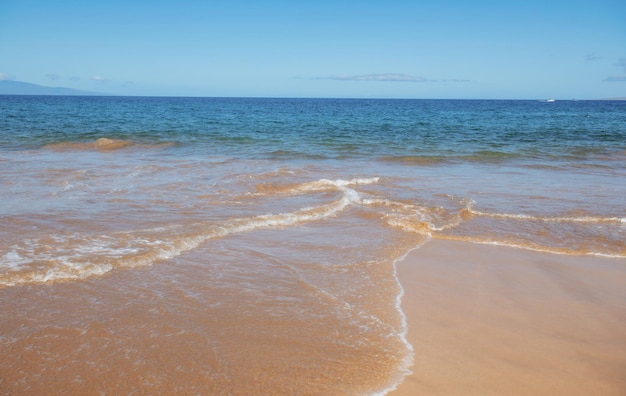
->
xmin=2 ymin=96 xmax=624 ymax=395
xmin=391 ymin=240 xmax=626 ymax=396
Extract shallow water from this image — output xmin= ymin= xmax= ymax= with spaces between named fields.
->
xmin=1 ymin=96 xmax=624 ymax=394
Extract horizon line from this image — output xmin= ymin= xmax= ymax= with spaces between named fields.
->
xmin=2 ymin=93 xmax=624 ymax=101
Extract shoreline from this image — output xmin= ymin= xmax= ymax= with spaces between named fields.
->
xmin=389 ymin=239 xmax=626 ymax=395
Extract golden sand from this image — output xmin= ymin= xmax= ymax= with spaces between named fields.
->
xmin=391 ymin=240 xmax=626 ymax=395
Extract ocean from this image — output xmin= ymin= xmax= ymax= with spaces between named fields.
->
xmin=1 ymin=96 xmax=624 ymax=394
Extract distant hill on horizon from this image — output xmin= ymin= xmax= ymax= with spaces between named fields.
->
xmin=0 ymin=80 xmax=107 ymax=96
xmin=1 ymin=80 xmax=623 ymax=100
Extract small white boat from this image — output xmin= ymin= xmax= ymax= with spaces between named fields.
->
xmin=545 ymin=98 xmax=556 ymax=103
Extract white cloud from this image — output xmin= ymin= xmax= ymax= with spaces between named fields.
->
xmin=313 ymin=73 xmax=469 ymax=83
xmin=315 ymin=73 xmax=435 ymax=82
xmin=91 ymin=75 xmax=108 ymax=82
xmin=603 ymin=58 xmax=626 ymax=82
xmin=584 ymin=52 xmax=602 ymax=62
xmin=614 ymin=58 xmax=626 ymax=73
xmin=0 ymin=73 xmax=16 ymax=81
xmin=604 ymin=76 xmax=626 ymax=82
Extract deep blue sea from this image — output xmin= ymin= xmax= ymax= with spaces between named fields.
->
xmin=1 ymin=96 xmax=624 ymax=394
xmin=2 ymin=96 xmax=625 ymax=162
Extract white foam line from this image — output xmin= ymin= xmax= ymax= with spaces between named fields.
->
xmin=445 ymin=238 xmax=626 ymax=259
xmin=291 ymin=177 xmax=380 ymax=193
xmin=1 ymin=185 xmax=364 ymax=286
xmin=370 ymin=238 xmax=431 ymax=396
xmin=470 ymin=208 xmax=624 ymax=224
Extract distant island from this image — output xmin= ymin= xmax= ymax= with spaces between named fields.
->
xmin=1 ymin=80 xmax=624 ymax=100
xmin=0 ymin=80 xmax=107 ymax=96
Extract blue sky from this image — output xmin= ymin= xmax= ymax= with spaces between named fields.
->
xmin=1 ymin=0 xmax=625 ymax=99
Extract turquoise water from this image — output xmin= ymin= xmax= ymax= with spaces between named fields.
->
xmin=1 ymin=96 xmax=624 ymax=394
xmin=2 ymin=97 xmax=625 ymax=161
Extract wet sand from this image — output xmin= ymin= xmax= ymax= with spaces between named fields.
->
xmin=390 ymin=240 xmax=626 ymax=395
